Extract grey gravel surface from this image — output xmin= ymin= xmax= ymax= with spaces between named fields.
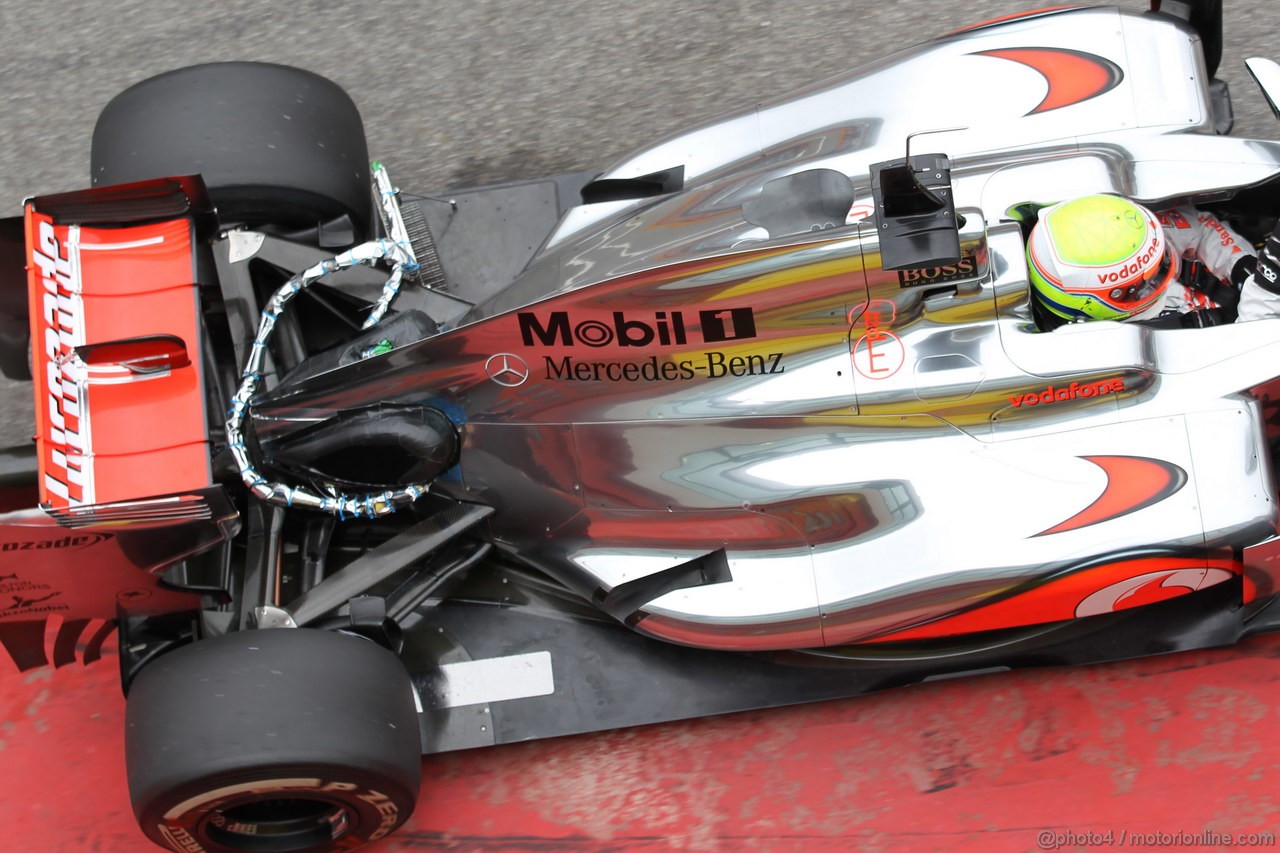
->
xmin=1 ymin=0 xmax=1277 ymax=443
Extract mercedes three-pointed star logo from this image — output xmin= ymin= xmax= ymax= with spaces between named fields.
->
xmin=484 ymin=353 xmax=530 ymax=387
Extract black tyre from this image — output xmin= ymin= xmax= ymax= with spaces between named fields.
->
xmin=125 ymin=628 xmax=421 ymax=852
xmin=91 ymin=62 xmax=372 ymax=237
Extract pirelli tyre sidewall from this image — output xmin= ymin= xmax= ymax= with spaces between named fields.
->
xmin=141 ymin=771 xmax=415 ymax=853
xmin=125 ymin=628 xmax=421 ymax=853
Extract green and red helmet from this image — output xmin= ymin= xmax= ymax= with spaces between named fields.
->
xmin=1027 ymin=194 xmax=1178 ymax=322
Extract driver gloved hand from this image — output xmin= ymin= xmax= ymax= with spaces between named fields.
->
xmin=1256 ymin=225 xmax=1280 ymax=295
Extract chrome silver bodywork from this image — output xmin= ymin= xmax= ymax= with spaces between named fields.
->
xmin=257 ymin=6 xmax=1280 ymax=650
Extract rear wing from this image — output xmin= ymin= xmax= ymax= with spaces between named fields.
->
xmin=25 ymin=178 xmax=218 ymax=517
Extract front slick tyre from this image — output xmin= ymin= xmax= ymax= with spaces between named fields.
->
xmin=125 ymin=628 xmax=421 ymax=852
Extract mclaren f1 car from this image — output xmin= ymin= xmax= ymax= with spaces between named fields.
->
xmin=3 ymin=1 xmax=1280 ymax=850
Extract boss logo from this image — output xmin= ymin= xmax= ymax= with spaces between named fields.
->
xmin=897 ymin=256 xmax=978 ymax=288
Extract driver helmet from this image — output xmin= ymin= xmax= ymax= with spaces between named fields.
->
xmin=1027 ymin=194 xmax=1178 ymax=323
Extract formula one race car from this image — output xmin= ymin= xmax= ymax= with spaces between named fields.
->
xmin=4 ymin=1 xmax=1280 ymax=850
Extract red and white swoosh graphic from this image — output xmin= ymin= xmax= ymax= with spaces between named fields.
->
xmin=859 ymin=555 xmax=1239 ymax=643
xmin=1074 ymin=567 xmax=1236 ymax=617
xmin=973 ymin=47 xmax=1124 ymax=115
xmin=1036 ymin=455 xmax=1187 ymax=537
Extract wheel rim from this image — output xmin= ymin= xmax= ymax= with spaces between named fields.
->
xmin=204 ymin=796 xmax=353 ymax=851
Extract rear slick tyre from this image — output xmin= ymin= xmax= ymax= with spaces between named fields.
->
xmin=91 ymin=62 xmax=372 ymax=237
xmin=125 ymin=628 xmax=421 ymax=852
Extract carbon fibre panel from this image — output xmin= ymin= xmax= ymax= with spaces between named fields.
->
xmin=403 ymin=569 xmax=1253 ymax=754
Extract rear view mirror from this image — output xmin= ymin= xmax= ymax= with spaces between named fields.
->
xmin=1245 ymin=58 xmax=1280 ymax=119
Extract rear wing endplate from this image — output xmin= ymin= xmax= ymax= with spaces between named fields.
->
xmin=26 ymin=177 xmax=217 ymax=516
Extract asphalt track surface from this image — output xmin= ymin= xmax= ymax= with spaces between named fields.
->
xmin=0 ymin=0 xmax=1277 ymax=440
xmin=3 ymin=5 xmax=1280 ymax=849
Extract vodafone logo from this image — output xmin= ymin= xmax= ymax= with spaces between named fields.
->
xmin=1095 ymin=234 xmax=1161 ymax=285
xmin=1090 ymin=245 xmax=1162 ymax=285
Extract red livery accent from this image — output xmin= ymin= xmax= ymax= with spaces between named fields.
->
xmin=25 ymin=207 xmax=210 ymax=511
xmin=865 ymin=555 xmax=1240 ymax=643
xmin=1036 ymin=456 xmax=1187 ymax=536
xmin=1159 ymin=210 xmax=1192 ymax=230
xmin=636 ymin=610 xmax=827 ymax=651
xmin=973 ymin=47 xmax=1124 ymax=115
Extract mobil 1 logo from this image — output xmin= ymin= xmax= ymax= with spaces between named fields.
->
xmin=517 ymin=307 xmax=757 ymax=348
xmin=515 ymin=307 xmax=785 ymax=383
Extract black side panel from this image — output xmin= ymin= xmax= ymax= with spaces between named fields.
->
xmin=33 ymin=176 xmax=215 ymax=233
xmin=871 ymin=153 xmax=961 ymax=271
xmin=406 ymin=170 xmax=597 ymax=309
xmin=581 ymin=166 xmax=685 ymax=204
xmin=0 ymin=216 xmax=29 ymax=380
xmin=598 ymin=549 xmax=732 ymax=625
xmin=406 ymin=573 xmax=1252 ymax=755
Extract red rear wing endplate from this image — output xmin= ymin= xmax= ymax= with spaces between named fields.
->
xmin=26 ymin=179 xmax=213 ymax=513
